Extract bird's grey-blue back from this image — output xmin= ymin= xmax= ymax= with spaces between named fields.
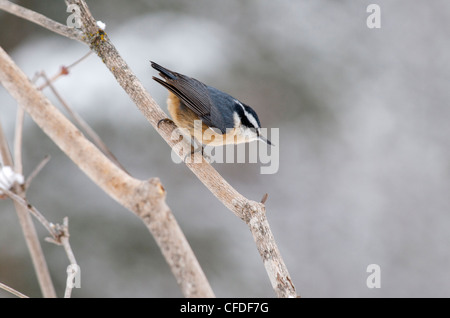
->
xmin=206 ymin=86 xmax=240 ymax=132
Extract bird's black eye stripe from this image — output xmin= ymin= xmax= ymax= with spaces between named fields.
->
xmin=235 ymin=102 xmax=255 ymax=129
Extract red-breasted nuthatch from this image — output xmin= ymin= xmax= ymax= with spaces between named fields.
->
xmin=151 ymin=61 xmax=272 ymax=147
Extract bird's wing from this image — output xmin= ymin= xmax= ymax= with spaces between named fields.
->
xmin=151 ymin=62 xmax=226 ymax=132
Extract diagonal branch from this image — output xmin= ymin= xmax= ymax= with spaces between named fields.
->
xmin=65 ymin=0 xmax=296 ymax=297
xmin=0 ymin=0 xmax=86 ymax=44
xmin=25 ymin=155 xmax=51 ymax=189
xmin=0 ymin=282 xmax=29 ymax=298
xmin=38 ymin=71 xmax=129 ymax=173
xmin=0 ymin=46 xmax=214 ymax=298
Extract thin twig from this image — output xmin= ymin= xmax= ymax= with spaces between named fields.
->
xmin=12 ymin=105 xmax=54 ymax=237
xmin=13 ymin=106 xmax=25 ymax=175
xmin=261 ymin=193 xmax=269 ymax=204
xmin=61 ymin=218 xmax=77 ymax=264
xmin=3 ymin=109 xmax=77 ymax=297
xmin=66 ymin=50 xmax=93 ymax=69
xmin=4 ymin=173 xmax=79 ymax=298
xmin=61 ymin=217 xmax=77 ymax=298
xmin=2 ymin=188 xmax=59 ymax=240
xmin=0 ymin=118 xmax=13 ymax=166
xmin=0 ymin=113 xmax=56 ymax=298
xmin=0 ymin=282 xmax=29 ymax=298
xmin=37 ymin=51 xmax=93 ymax=90
xmin=44 ymin=217 xmax=78 ymax=298
xmin=25 ymin=155 xmax=51 ymax=189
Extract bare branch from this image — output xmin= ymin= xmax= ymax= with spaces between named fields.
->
xmin=60 ymin=217 xmax=77 ymax=265
xmin=0 ymin=113 xmax=57 ymax=298
xmin=44 ymin=217 xmax=78 ymax=298
xmin=0 ymin=282 xmax=29 ymax=298
xmin=0 ymin=0 xmax=86 ymax=44
xmin=261 ymin=193 xmax=269 ymax=204
xmin=0 ymin=119 xmax=13 ymax=166
xmin=66 ymin=0 xmax=297 ymax=297
xmin=25 ymin=155 xmax=51 ymax=189
xmin=4 ymin=186 xmax=79 ymax=298
xmin=38 ymin=71 xmax=128 ymax=173
xmin=13 ymin=106 xmax=25 ymax=175
xmin=2 ymin=188 xmax=59 ymax=239
xmin=7 ymin=111 xmax=79 ymax=298
xmin=36 ymin=51 xmax=93 ymax=90
xmin=0 ymin=46 xmax=214 ymax=298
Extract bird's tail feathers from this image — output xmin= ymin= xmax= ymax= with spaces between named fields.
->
xmin=150 ymin=61 xmax=177 ymax=80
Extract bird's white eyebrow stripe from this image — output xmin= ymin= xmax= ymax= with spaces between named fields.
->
xmin=234 ymin=99 xmax=260 ymax=129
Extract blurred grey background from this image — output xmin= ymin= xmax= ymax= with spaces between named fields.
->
xmin=1 ymin=0 xmax=449 ymax=297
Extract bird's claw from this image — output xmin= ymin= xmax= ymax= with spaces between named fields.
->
xmin=157 ymin=118 xmax=175 ymax=129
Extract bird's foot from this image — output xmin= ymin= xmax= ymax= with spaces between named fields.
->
xmin=157 ymin=118 xmax=175 ymax=129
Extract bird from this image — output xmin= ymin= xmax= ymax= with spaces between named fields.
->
xmin=151 ymin=61 xmax=271 ymax=148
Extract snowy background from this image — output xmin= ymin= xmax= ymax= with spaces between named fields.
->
xmin=1 ymin=0 xmax=450 ymax=297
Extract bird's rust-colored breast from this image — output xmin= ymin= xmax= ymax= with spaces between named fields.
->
xmin=167 ymin=92 xmax=217 ymax=144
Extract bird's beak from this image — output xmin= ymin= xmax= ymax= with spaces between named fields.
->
xmin=259 ymin=135 xmax=273 ymax=146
